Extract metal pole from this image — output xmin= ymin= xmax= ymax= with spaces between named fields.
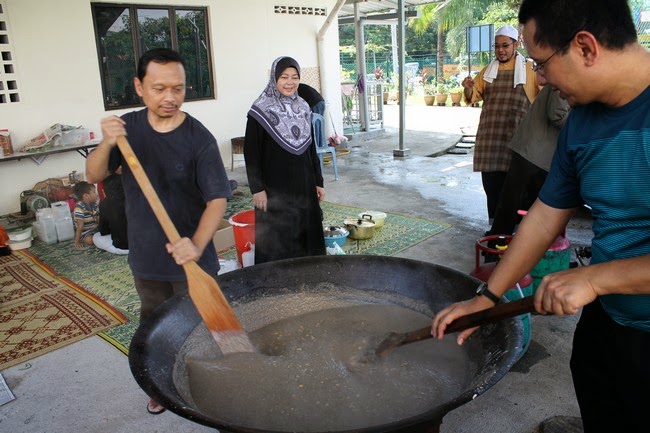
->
xmin=355 ymin=4 xmax=369 ymax=131
xmin=390 ymin=23 xmax=398 ymax=76
xmin=393 ymin=0 xmax=410 ymax=157
xmin=359 ymin=22 xmax=370 ymax=131
xmin=467 ymin=27 xmax=471 ymax=79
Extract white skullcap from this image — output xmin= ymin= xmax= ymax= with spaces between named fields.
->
xmin=495 ymin=25 xmax=519 ymax=41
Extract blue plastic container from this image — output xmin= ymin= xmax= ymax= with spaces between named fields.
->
xmin=323 ymin=226 xmax=349 ymax=248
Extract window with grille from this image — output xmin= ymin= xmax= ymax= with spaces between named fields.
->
xmin=0 ymin=1 xmax=19 ymax=105
xmin=91 ymin=3 xmax=213 ymax=110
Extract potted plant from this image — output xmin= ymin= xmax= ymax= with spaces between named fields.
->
xmin=423 ymin=83 xmax=436 ymax=106
xmin=341 ymin=92 xmax=354 ymax=123
xmin=374 ymin=66 xmax=385 ymax=82
xmin=374 ymin=67 xmax=390 ymax=104
xmin=435 ymin=82 xmax=449 ymax=106
xmin=449 ymin=85 xmax=464 ymax=106
xmin=418 ymin=70 xmax=436 ymax=106
xmin=386 ymin=74 xmax=400 ymax=104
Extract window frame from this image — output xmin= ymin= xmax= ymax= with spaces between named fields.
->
xmin=91 ymin=2 xmax=214 ymax=111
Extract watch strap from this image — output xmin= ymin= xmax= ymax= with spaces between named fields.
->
xmin=476 ymin=282 xmax=500 ymax=304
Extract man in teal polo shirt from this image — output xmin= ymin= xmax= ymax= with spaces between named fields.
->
xmin=432 ymin=1 xmax=650 ymax=432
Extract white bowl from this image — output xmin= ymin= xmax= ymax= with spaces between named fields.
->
xmin=9 ymin=238 xmax=32 ymax=250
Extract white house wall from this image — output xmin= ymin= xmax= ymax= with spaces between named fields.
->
xmin=0 ymin=0 xmax=343 ymax=215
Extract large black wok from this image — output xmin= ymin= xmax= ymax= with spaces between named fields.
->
xmin=129 ymin=255 xmax=524 ymax=433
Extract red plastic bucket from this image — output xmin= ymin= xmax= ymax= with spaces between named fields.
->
xmin=228 ymin=209 xmax=255 ymax=266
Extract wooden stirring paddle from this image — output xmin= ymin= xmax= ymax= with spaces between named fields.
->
xmin=364 ymin=295 xmax=536 ymax=362
xmin=116 ymin=136 xmax=254 ymax=354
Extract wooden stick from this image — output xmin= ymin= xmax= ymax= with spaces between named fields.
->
xmin=371 ymin=295 xmax=536 ymax=359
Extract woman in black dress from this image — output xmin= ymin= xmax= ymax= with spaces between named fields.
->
xmin=244 ymin=56 xmax=325 ymax=264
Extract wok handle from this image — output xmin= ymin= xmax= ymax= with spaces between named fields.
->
xmin=399 ymin=295 xmax=537 ymax=344
xmin=116 ymin=136 xmax=181 ymax=243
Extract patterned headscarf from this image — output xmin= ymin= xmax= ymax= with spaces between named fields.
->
xmin=248 ymin=56 xmax=312 ymax=155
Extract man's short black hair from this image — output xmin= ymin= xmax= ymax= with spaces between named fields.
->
xmin=137 ymin=48 xmax=186 ymax=82
xmin=519 ymin=0 xmax=637 ymax=52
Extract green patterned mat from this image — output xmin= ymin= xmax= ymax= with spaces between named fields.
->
xmin=222 ymin=188 xmax=451 ymax=257
xmin=322 ymin=202 xmax=450 ymax=256
xmin=28 ymin=241 xmax=138 ymax=355
xmin=28 ymin=190 xmax=450 ymax=355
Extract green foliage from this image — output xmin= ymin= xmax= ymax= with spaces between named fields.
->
xmin=341 ymin=93 xmax=354 ymax=115
xmin=408 ymin=0 xmax=504 ymax=84
xmin=422 ymin=82 xmax=437 ymax=96
xmin=340 ymin=67 xmax=355 ymax=83
xmin=433 ymin=78 xmax=462 ymax=94
xmin=387 ymin=73 xmax=400 ymax=90
xmin=480 ymin=1 xmax=519 ymax=25
xmin=339 ymin=20 xmax=437 ymax=64
xmin=448 ymin=83 xmax=464 ymax=94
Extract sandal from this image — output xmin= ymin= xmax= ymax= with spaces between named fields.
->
xmin=146 ymin=399 xmax=166 ymax=415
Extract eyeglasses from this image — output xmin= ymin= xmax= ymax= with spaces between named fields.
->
xmin=531 ymin=26 xmax=586 ymax=73
xmin=531 ymin=46 xmax=564 ymax=72
xmin=493 ymin=42 xmax=515 ymax=50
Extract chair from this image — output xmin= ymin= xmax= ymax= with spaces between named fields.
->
xmin=312 ymin=113 xmax=339 ymax=181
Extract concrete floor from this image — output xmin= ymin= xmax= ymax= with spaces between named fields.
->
xmin=0 ymin=104 xmax=588 ymax=433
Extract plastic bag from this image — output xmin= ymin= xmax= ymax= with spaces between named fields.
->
xmin=326 ymin=243 xmax=346 ymax=255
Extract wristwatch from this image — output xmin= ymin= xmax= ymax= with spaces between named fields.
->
xmin=475 ymin=282 xmax=500 ymax=304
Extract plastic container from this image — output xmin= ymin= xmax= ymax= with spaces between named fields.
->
xmin=55 ymin=217 xmax=74 ymax=242
xmin=517 ymin=210 xmax=572 ymax=289
xmin=32 ymin=220 xmax=58 ymax=245
xmin=323 ymin=225 xmax=349 ymax=248
xmin=0 ymin=130 xmax=13 ymax=156
xmin=36 ymin=207 xmax=54 ymax=221
xmin=51 ymin=201 xmax=72 ymax=220
xmin=530 ymin=235 xmax=571 ymax=290
xmin=9 ymin=238 xmax=32 ymax=250
xmin=228 ymin=209 xmax=255 ymax=266
xmin=242 ymin=243 xmax=255 ymax=268
xmin=7 ymin=226 xmax=32 ymax=242
xmin=36 ymin=208 xmax=59 ymax=244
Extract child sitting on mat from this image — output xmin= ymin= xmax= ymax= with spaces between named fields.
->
xmin=72 ymin=181 xmax=100 ymax=249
